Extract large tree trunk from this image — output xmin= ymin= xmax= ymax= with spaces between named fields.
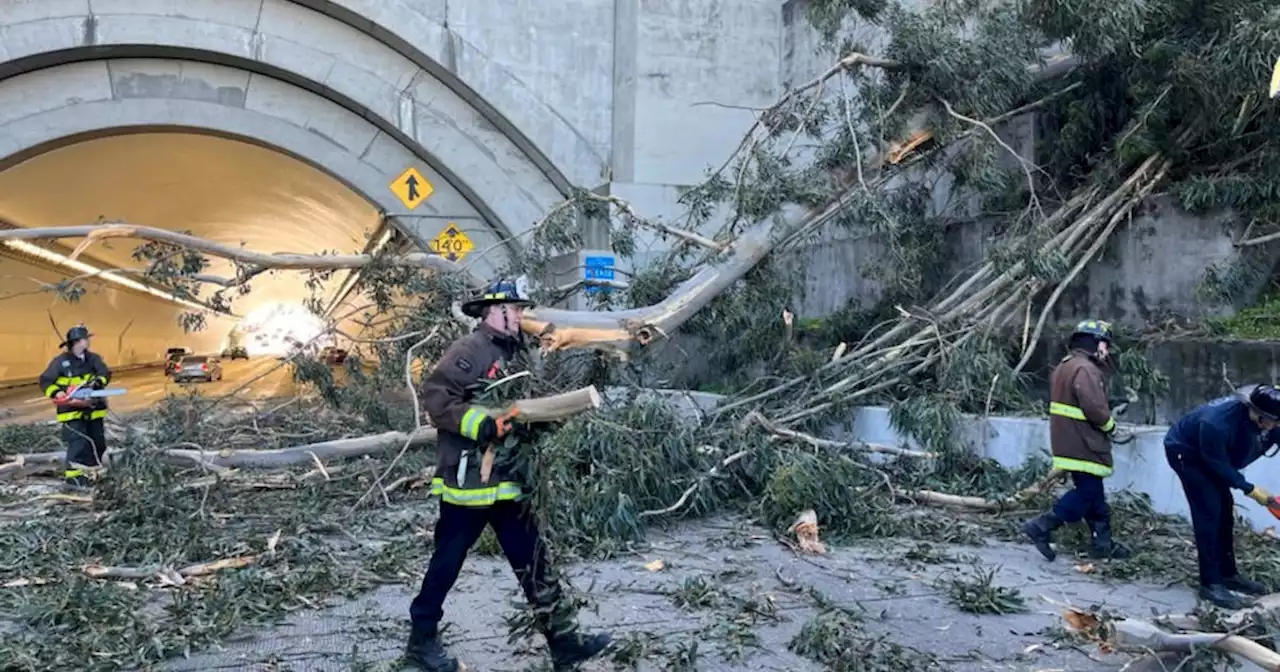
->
xmin=525 ymin=220 xmax=779 ymax=354
xmin=1109 ymin=618 xmax=1280 ymax=671
xmin=0 ymin=387 xmax=602 ymax=478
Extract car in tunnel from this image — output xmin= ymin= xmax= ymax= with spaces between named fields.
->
xmin=164 ymin=348 xmax=189 ymax=377
xmin=320 ymin=346 xmax=348 ymax=365
xmin=173 ymin=355 xmax=223 ymax=383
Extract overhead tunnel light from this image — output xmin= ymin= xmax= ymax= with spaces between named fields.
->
xmin=1 ymin=240 xmax=230 ymax=315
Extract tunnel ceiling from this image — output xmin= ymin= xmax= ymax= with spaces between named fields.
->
xmin=0 ymin=132 xmax=382 ymax=320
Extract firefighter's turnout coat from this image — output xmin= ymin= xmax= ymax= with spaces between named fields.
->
xmin=38 ymin=351 xmax=112 ymax=423
xmin=419 ymin=324 xmax=523 ymax=507
xmin=1048 ymin=350 xmax=1117 ymax=477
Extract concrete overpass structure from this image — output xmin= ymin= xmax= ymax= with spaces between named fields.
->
xmin=0 ymin=0 xmax=785 ymax=382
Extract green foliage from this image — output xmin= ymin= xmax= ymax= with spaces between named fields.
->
xmin=1209 ymin=288 xmax=1280 ymax=338
xmin=788 ymin=604 xmax=939 ymax=671
xmin=0 ymin=422 xmax=60 ymax=458
xmin=19 ymin=0 xmax=1280 ymax=663
xmin=938 ymin=565 xmax=1027 ymax=615
xmin=0 ymin=410 xmax=437 ymax=671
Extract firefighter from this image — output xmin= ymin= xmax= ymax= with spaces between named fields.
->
xmin=1023 ymin=320 xmax=1133 ymax=562
xmin=404 ymin=279 xmax=611 ymax=671
xmin=1163 ymin=384 xmax=1280 ymax=609
xmin=38 ymin=324 xmax=112 ymax=488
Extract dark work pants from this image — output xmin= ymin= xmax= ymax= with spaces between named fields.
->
xmin=1052 ymin=472 xmax=1109 ymax=524
xmin=1167 ymin=447 xmax=1237 ymax=586
xmin=62 ymin=417 xmax=107 ymax=468
xmin=410 ymin=500 xmax=564 ymax=631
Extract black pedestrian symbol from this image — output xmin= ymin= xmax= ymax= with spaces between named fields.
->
xmin=405 ymin=175 xmax=420 ymax=202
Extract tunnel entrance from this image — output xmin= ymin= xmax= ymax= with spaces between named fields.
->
xmin=234 ymin=303 xmax=329 ymax=357
xmin=0 ymin=131 xmax=383 ymax=380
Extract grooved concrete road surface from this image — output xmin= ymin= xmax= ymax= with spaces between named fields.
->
xmin=162 ymin=518 xmax=1220 ymax=672
xmin=0 ymin=357 xmax=299 ymax=425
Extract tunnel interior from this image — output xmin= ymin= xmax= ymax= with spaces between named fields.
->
xmin=0 ymin=131 xmax=384 ymax=380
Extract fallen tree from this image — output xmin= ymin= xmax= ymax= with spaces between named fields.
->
xmin=0 ymin=386 xmax=603 ymax=478
xmin=1061 ymin=594 xmax=1280 ymax=671
xmin=2 ymin=1 xmax=1279 ymax=670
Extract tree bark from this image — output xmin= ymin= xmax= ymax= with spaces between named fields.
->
xmin=0 ymin=223 xmax=466 ymax=279
xmin=524 ymin=219 xmax=779 ymax=354
xmin=0 ymin=387 xmax=602 ymax=477
xmin=1109 ymin=618 xmax=1280 ymax=671
xmin=485 ymin=385 xmax=603 ymax=422
xmin=83 ymin=555 xmax=258 ymax=584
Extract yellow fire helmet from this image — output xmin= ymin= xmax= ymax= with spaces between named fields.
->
xmin=1272 ymin=56 xmax=1280 ymax=99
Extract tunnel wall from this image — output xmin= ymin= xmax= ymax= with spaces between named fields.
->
xmin=0 ymin=1 xmax=570 ymax=247
xmin=0 ymin=0 xmax=789 ymax=252
xmin=0 ymin=258 xmax=230 ymax=383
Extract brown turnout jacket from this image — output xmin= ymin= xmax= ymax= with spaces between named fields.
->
xmin=1048 ymin=350 xmax=1117 ymax=477
xmin=418 ymin=323 xmax=523 ymax=506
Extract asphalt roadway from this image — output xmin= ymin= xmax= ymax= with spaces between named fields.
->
xmin=0 ymin=357 xmax=297 ymax=425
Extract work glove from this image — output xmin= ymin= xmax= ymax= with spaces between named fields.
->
xmin=53 ymin=392 xmax=91 ymax=409
xmin=475 ymin=413 xmax=528 ymax=445
xmin=91 ymin=378 xmax=105 ymax=390
xmin=1248 ymin=485 xmax=1274 ymax=506
xmin=476 ymin=417 xmax=499 ymax=444
xmin=1110 ymin=427 xmax=1135 ymax=445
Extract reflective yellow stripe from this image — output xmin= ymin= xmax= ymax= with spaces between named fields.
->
xmin=460 ymin=407 xmax=488 ymax=441
xmin=56 ymin=409 xmax=108 ymax=422
xmin=1049 ymin=402 xmax=1115 ymax=432
xmin=44 ymin=384 xmax=61 ymax=398
xmin=1052 ymin=456 xmax=1114 ymax=477
xmin=1049 ymin=402 xmax=1087 ymax=420
xmin=64 ymin=468 xmax=83 ymax=478
xmin=429 ymin=478 xmax=522 ymax=507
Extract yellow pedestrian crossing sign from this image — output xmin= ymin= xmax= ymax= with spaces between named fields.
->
xmin=389 ymin=166 xmax=433 ymax=210
xmin=429 ymin=223 xmax=474 ymax=262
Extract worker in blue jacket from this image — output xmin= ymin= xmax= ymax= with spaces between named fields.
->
xmin=1164 ymin=384 xmax=1280 ymax=609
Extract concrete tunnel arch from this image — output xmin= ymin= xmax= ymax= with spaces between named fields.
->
xmin=0 ymin=2 xmax=576 ymax=379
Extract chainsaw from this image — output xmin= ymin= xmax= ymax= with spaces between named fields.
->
xmin=64 ymin=385 xmax=127 ymax=400
xmin=1268 ymin=499 xmax=1280 ymax=521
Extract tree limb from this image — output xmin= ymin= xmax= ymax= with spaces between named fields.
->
xmin=0 ymin=387 xmax=603 ymax=479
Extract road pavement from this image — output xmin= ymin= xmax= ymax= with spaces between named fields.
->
xmin=163 ymin=518 xmax=1203 ymax=672
xmin=0 ymin=357 xmax=298 ymax=425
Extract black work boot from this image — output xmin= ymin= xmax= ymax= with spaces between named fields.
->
xmin=403 ymin=623 xmax=460 ymax=672
xmin=1200 ymin=584 xmax=1255 ymax=610
xmin=548 ymin=630 xmax=613 ymax=670
xmin=1022 ymin=512 xmax=1064 ymax=561
xmin=1224 ymin=575 xmax=1269 ymax=596
xmin=1087 ymin=518 xmax=1132 ymax=560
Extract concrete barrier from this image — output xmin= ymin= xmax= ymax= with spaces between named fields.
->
xmin=606 ymin=387 xmax=1280 ymax=533
xmin=840 ymin=407 xmax=1280 ymax=532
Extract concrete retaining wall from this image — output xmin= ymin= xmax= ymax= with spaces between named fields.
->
xmin=618 ymin=387 xmax=1280 ymax=533
xmin=850 ymin=407 xmax=1280 ymax=533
